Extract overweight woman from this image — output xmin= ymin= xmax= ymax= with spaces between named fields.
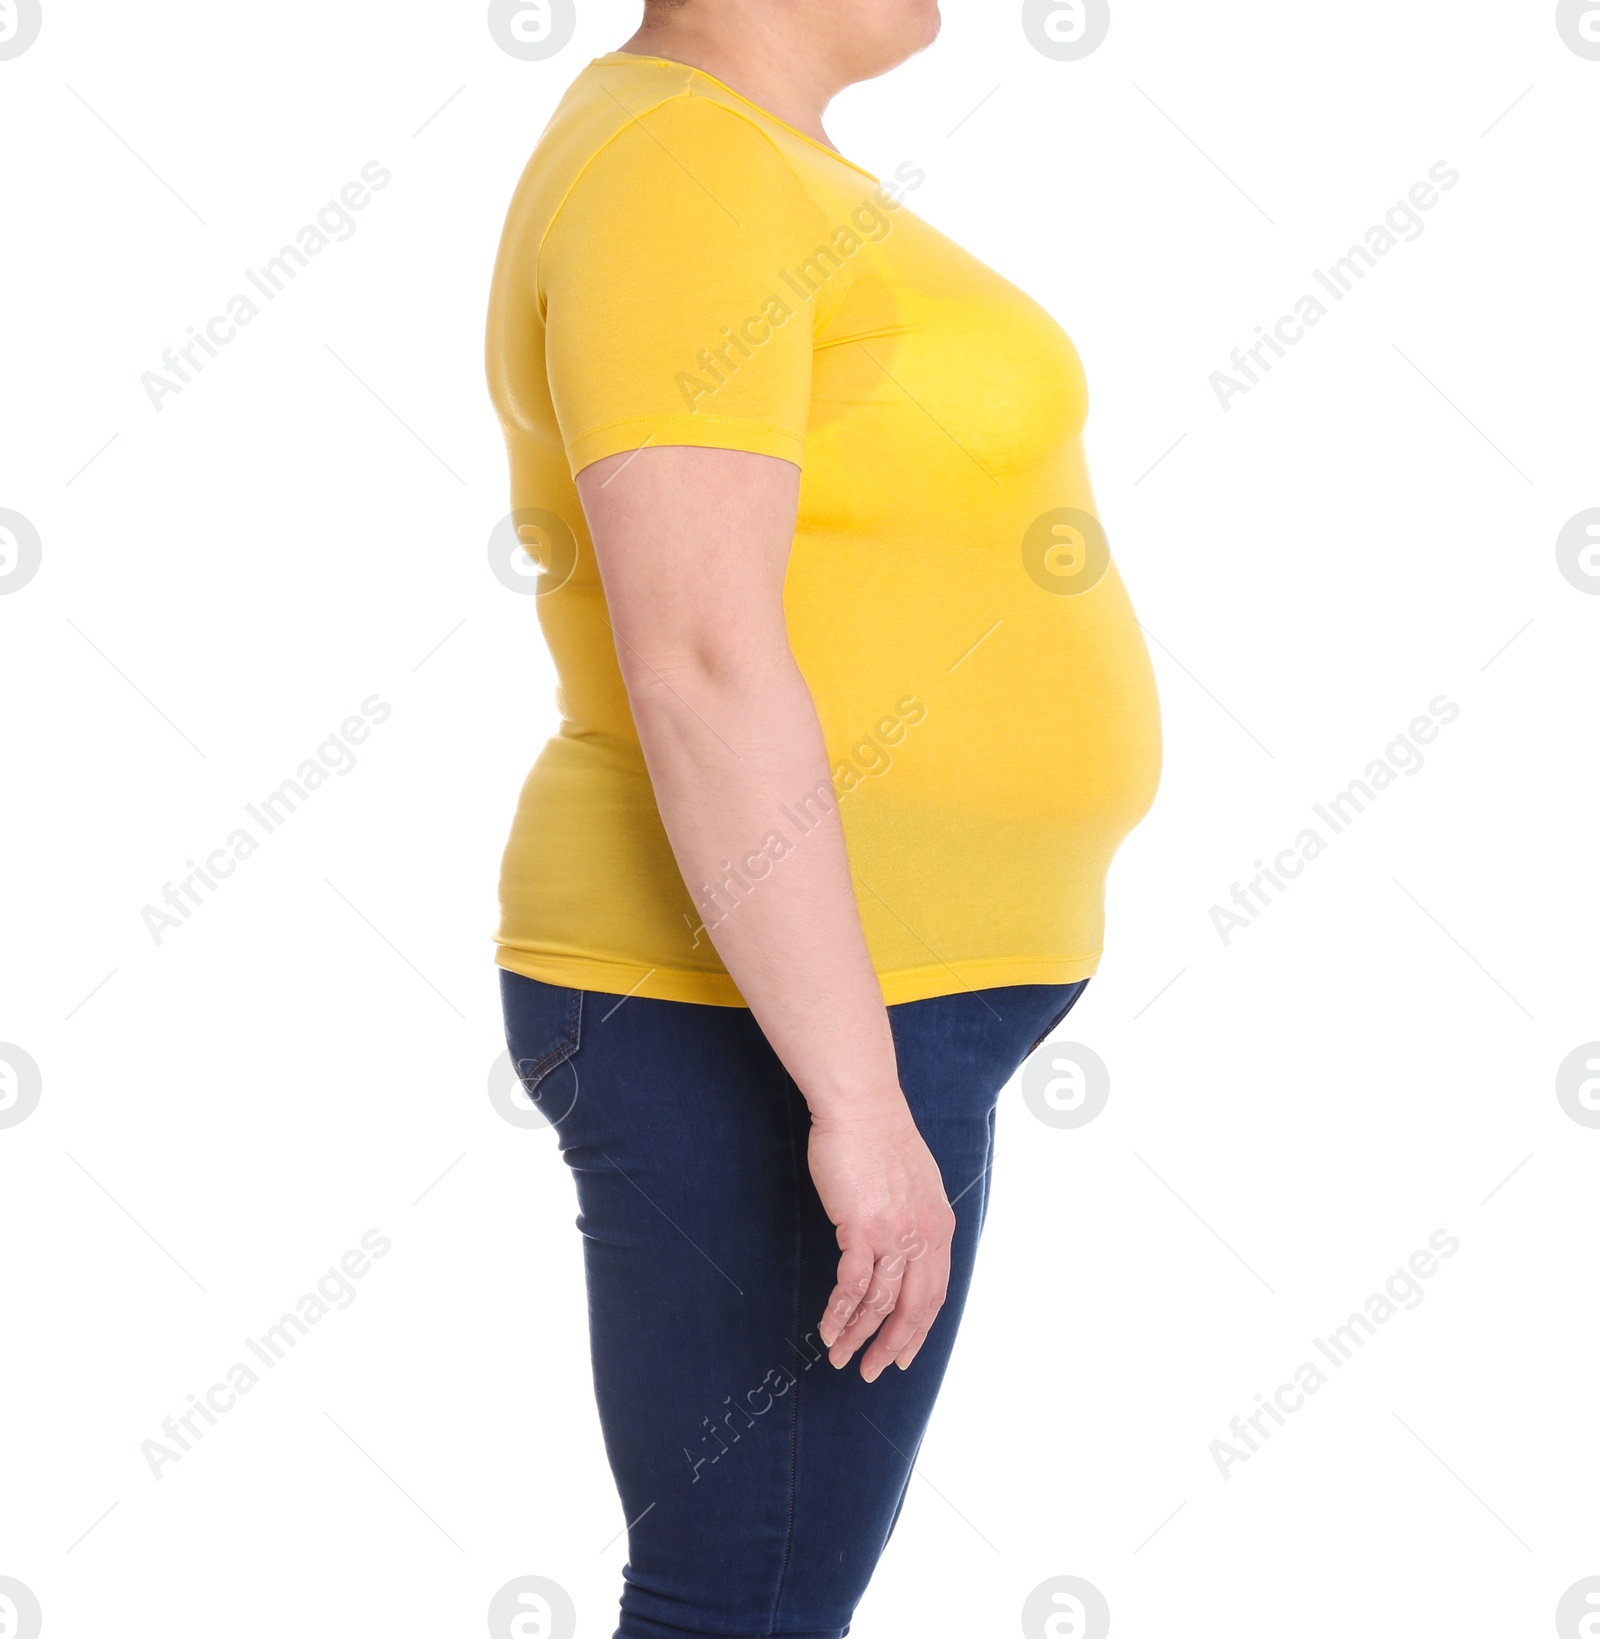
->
xmin=485 ymin=1 xmax=1160 ymax=1632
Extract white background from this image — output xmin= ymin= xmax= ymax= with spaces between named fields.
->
xmin=2 ymin=1 xmax=1597 ymax=1635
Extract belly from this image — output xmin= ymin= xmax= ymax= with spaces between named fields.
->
xmin=786 ymin=471 xmax=1162 ymax=845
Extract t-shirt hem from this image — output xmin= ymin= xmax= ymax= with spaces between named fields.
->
xmin=566 ymin=415 xmax=806 ymax=479
xmin=494 ymin=944 xmax=1102 ymax=1009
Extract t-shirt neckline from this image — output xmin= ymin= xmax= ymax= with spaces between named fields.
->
xmin=592 ymin=51 xmax=882 ymax=183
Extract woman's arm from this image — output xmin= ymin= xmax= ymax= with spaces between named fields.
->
xmin=576 ymin=444 xmax=955 ymax=1382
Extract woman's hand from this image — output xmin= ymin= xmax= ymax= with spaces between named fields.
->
xmin=808 ymin=1099 xmax=956 ymax=1382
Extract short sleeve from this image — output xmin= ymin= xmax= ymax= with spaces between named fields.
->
xmin=541 ymin=95 xmax=833 ymax=476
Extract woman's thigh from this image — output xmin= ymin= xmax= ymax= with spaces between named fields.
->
xmin=500 ymin=972 xmax=1086 ymax=1639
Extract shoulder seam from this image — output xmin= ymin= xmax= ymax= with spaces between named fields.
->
xmin=534 ymin=82 xmax=691 ymax=303
xmin=534 ymin=82 xmax=842 ymax=306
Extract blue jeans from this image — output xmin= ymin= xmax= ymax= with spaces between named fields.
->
xmin=500 ymin=972 xmax=1088 ymax=1639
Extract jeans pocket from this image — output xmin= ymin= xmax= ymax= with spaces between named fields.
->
xmin=500 ymin=972 xmax=584 ymax=1123
xmin=1027 ymin=979 xmax=1090 ymax=1057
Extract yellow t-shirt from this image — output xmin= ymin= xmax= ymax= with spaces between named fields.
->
xmin=485 ymin=52 xmax=1161 ymax=1007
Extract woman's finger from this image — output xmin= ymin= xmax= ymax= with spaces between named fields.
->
xmin=892 ymin=1260 xmax=951 ymax=1372
xmin=819 ymin=1238 xmax=875 ymax=1349
xmin=891 ymin=1323 xmax=931 ymax=1372
xmin=859 ymin=1243 xmax=947 ymax=1381
xmin=827 ymin=1251 xmax=903 ymax=1367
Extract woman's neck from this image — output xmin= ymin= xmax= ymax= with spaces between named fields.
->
xmin=616 ymin=14 xmax=842 ymax=151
